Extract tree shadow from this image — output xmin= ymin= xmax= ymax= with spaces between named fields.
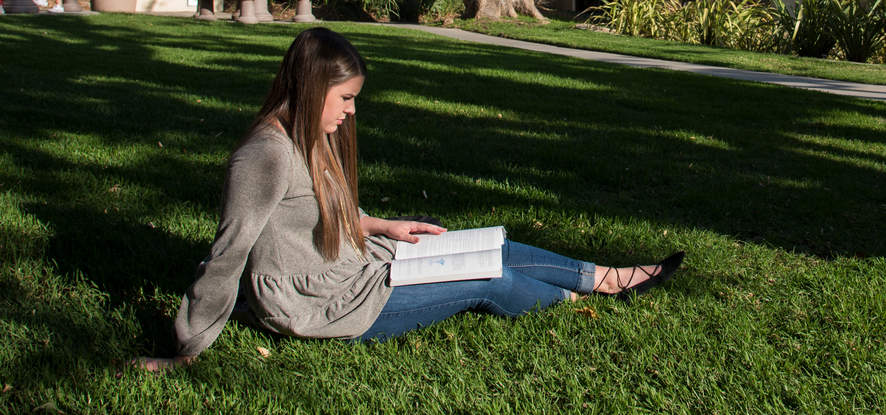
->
xmin=346 ymin=31 xmax=886 ymax=257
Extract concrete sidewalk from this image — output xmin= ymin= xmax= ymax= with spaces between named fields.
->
xmin=385 ymin=23 xmax=886 ymax=102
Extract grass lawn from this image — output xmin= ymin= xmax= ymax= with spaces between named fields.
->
xmin=1 ymin=13 xmax=885 ymax=413
xmin=453 ymin=17 xmax=886 ymax=86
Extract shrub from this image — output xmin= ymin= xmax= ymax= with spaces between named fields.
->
xmin=828 ymin=0 xmax=886 ymax=62
xmin=362 ymin=0 xmax=401 ymax=20
xmin=590 ymin=0 xmax=670 ymax=38
xmin=587 ymin=0 xmax=886 ymax=62
xmin=419 ymin=0 xmax=463 ymax=22
xmin=400 ymin=0 xmax=463 ymax=22
xmin=683 ymin=0 xmax=733 ymax=46
xmin=772 ymin=0 xmax=837 ymax=57
xmin=724 ymin=0 xmax=779 ymax=52
xmin=590 ymin=0 xmax=777 ymax=51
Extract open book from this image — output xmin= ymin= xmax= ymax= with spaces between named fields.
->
xmin=389 ymin=226 xmax=506 ymax=286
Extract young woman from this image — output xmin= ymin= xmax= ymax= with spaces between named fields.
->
xmin=136 ymin=27 xmax=684 ymax=371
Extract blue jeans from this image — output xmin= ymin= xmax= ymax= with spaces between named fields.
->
xmin=357 ymin=240 xmax=597 ymax=341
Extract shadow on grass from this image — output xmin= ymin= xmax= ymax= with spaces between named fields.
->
xmin=0 ymin=14 xmax=884 ymax=393
xmin=346 ymin=31 xmax=886 ymax=258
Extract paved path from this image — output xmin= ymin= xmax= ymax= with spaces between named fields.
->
xmin=385 ymin=23 xmax=886 ymax=102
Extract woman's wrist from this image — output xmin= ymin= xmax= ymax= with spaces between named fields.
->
xmin=359 ymin=215 xmax=387 ymax=237
xmin=175 ymin=355 xmax=197 ymax=365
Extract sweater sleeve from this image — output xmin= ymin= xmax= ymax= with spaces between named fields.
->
xmin=174 ymin=138 xmax=291 ymax=356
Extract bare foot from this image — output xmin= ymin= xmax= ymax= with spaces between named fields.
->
xmin=592 ymin=264 xmax=662 ymax=294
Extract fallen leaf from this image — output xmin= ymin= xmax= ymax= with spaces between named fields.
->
xmin=548 ymin=329 xmax=558 ymax=338
xmin=256 ymin=346 xmax=271 ymax=358
xmin=574 ymin=306 xmax=599 ymax=319
xmin=2 ymin=384 xmax=11 ymax=393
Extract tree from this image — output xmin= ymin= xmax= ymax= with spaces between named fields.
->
xmin=463 ymin=0 xmax=547 ymax=20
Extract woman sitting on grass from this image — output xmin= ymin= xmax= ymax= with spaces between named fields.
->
xmin=137 ymin=27 xmax=684 ymax=371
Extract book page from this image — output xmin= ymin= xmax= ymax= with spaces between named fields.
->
xmin=389 ymin=248 xmax=502 ymax=286
xmin=394 ymin=226 xmax=505 ymax=260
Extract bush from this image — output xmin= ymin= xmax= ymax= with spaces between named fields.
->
xmin=772 ymin=0 xmax=837 ymax=57
xmin=306 ymin=0 xmax=461 ymax=22
xmin=590 ymin=0 xmax=778 ymax=51
xmin=398 ymin=0 xmax=463 ymax=22
xmin=828 ymin=0 xmax=886 ymax=63
xmin=723 ymin=0 xmax=780 ymax=52
xmin=684 ymin=0 xmax=733 ymax=46
xmin=590 ymin=0 xmax=671 ymax=38
xmin=589 ymin=0 xmax=886 ymax=62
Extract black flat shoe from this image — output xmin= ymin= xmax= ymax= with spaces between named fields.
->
xmin=595 ymin=251 xmax=686 ymax=301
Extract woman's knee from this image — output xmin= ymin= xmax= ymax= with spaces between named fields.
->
xmin=484 ymin=268 xmax=567 ymax=314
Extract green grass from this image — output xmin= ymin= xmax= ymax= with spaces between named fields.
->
xmin=1 ymin=13 xmax=885 ymax=413
xmin=452 ymin=17 xmax=886 ymax=85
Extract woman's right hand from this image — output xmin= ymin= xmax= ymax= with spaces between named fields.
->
xmin=130 ymin=355 xmax=196 ymax=372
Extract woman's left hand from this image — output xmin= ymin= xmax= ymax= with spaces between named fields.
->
xmin=129 ymin=355 xmax=196 ymax=372
xmin=361 ymin=216 xmax=446 ymax=243
xmin=384 ymin=220 xmax=446 ymax=243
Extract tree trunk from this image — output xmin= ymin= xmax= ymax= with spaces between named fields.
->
xmin=464 ymin=0 xmax=546 ymax=20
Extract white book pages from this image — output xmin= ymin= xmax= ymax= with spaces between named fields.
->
xmin=389 ymin=249 xmax=502 ymax=286
xmin=394 ymin=226 xmax=505 ymax=260
xmin=389 ymin=226 xmax=506 ymax=286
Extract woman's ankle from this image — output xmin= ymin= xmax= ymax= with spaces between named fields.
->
xmin=593 ymin=265 xmax=657 ymax=294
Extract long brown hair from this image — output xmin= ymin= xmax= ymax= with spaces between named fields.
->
xmin=252 ymin=27 xmax=367 ymax=261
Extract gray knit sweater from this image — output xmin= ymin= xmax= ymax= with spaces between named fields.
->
xmin=174 ymin=124 xmax=396 ymax=356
